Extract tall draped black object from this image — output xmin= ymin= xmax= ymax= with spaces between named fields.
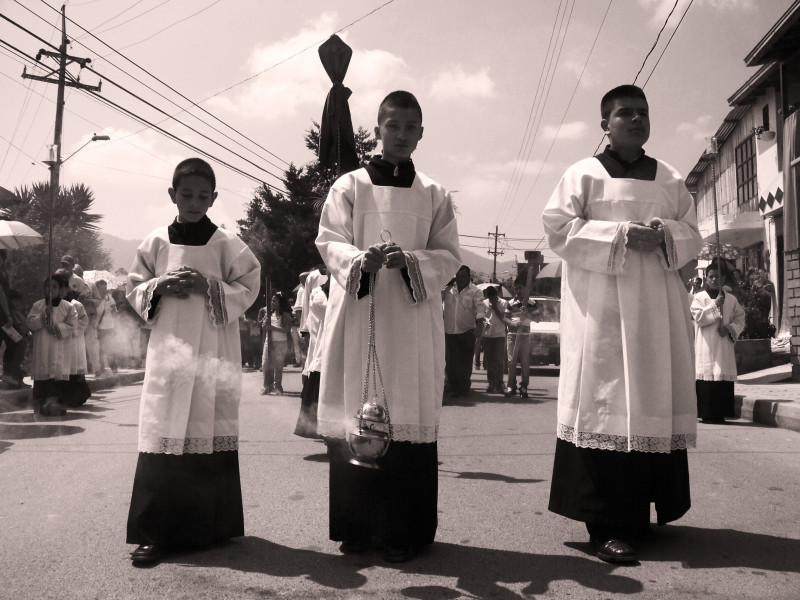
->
xmin=318 ymin=35 xmax=359 ymax=175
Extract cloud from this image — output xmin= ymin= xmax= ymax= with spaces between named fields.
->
xmin=676 ymin=114 xmax=715 ymax=142
xmin=429 ymin=65 xmax=496 ymax=101
xmin=207 ymin=13 xmax=409 ymax=126
xmin=638 ymin=0 xmax=755 ymax=27
xmin=561 ymin=59 xmax=596 ymax=89
xmin=540 ymin=121 xmax=590 ymax=141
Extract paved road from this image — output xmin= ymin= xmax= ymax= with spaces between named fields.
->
xmin=1 ymin=365 xmax=799 ymax=599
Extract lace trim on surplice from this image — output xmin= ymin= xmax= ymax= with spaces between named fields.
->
xmin=317 ymin=420 xmax=438 ymax=443
xmin=139 ymin=435 xmax=239 ymax=455
xmin=346 ymin=258 xmax=363 ymax=299
xmin=608 ymin=222 xmax=629 ymax=273
xmin=207 ymin=279 xmax=226 ymax=327
xmin=652 ymin=217 xmax=677 ymax=270
xmin=557 ymin=423 xmax=695 ymax=453
xmin=695 ymin=372 xmax=737 ymax=382
xmin=404 ymin=252 xmax=426 ymax=303
xmin=140 ymin=279 xmax=159 ymax=321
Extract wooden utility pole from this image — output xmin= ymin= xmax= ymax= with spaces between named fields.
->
xmin=487 ymin=226 xmax=505 ymax=283
xmin=21 ymin=5 xmax=101 ymax=295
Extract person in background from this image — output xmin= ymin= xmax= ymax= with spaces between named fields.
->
xmin=55 ymin=268 xmax=91 ymax=408
xmin=292 ymin=272 xmax=310 ymax=367
xmin=247 ymin=312 xmax=262 ymax=370
xmin=442 ymin=265 xmax=484 ymax=398
xmin=27 ymin=273 xmax=77 ymax=416
xmin=294 ymin=277 xmax=329 ymax=439
xmin=503 ymin=275 xmax=537 ymax=398
xmin=481 ymin=285 xmax=508 ymax=394
xmin=95 ymin=279 xmax=119 ymax=376
xmin=7 ymin=289 xmax=31 ymax=386
xmin=692 ymin=261 xmax=745 ymax=424
xmin=0 ymin=249 xmax=26 ymax=388
xmin=261 ymin=292 xmax=292 ymax=395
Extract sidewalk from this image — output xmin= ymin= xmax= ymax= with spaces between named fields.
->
xmin=0 ymin=368 xmax=146 ymax=412
xmin=735 ymin=361 xmax=800 ymax=433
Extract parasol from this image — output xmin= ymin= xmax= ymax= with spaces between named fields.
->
xmin=317 ymin=34 xmax=360 ymax=175
xmin=0 ymin=220 xmax=44 ymax=250
xmin=697 ymin=242 xmax=742 ymax=261
xmin=83 ymin=269 xmax=127 ymax=288
xmin=535 ymin=259 xmax=562 ymax=279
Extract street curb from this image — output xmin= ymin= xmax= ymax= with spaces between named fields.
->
xmin=735 ymin=394 xmax=800 ymax=433
xmin=0 ymin=370 xmax=145 ymax=411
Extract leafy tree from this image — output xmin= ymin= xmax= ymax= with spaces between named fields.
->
xmin=238 ymin=122 xmax=377 ymax=306
xmin=2 ymin=182 xmax=112 ymax=306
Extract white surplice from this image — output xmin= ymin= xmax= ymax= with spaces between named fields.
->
xmin=316 ymin=168 xmax=461 ymax=442
xmin=27 ymin=299 xmax=77 ymax=381
xmin=126 ymin=227 xmax=261 ymax=455
xmin=692 ymin=291 xmax=745 ymax=382
xmin=69 ymin=299 xmax=89 ymax=375
xmin=542 ymin=157 xmax=703 ymax=453
xmin=302 ymin=286 xmax=328 ymax=377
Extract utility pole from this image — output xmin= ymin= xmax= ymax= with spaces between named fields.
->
xmin=21 ymin=6 xmax=101 ymax=289
xmin=487 ymin=226 xmax=505 ymax=282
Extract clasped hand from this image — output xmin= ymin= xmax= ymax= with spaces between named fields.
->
xmin=361 ymin=243 xmax=406 ymax=273
xmin=626 ymin=219 xmax=665 ymax=252
xmin=155 ymin=266 xmax=208 ymax=299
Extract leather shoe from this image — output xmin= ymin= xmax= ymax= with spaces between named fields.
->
xmin=383 ymin=543 xmax=414 ymax=563
xmin=131 ymin=544 xmax=162 ymax=565
xmin=339 ymin=540 xmax=368 ymax=554
xmin=593 ymin=538 xmax=637 ymax=564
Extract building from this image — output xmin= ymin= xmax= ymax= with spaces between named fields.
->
xmin=685 ymin=0 xmax=800 ymax=380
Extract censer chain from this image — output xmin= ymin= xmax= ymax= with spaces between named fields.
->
xmin=358 ymin=272 xmax=392 ymax=437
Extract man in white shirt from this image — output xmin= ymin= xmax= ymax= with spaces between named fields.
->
xmin=442 ymin=265 xmax=484 ymax=397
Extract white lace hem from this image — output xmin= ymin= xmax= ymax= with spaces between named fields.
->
xmin=207 ymin=279 xmax=226 ymax=327
xmin=696 ymin=373 xmax=738 ymax=382
xmin=138 ymin=435 xmax=238 ymax=455
xmin=608 ymin=222 xmax=628 ymax=273
xmin=557 ymin=423 xmax=695 ymax=453
xmin=317 ymin=420 xmax=438 ymax=443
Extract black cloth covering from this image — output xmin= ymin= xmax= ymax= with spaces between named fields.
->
xmin=294 ymin=371 xmax=322 ymax=439
xmin=126 ymin=450 xmax=244 ymax=546
xmin=595 ymin=145 xmax=658 ymax=180
xmin=696 ymin=380 xmax=735 ymax=421
xmin=327 ymin=438 xmax=438 ymax=547
xmin=548 ymin=438 xmax=691 ymax=529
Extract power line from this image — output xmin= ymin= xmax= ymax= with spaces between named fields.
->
xmin=117 ymin=0 xmax=225 ymax=51
xmin=632 ymin=0 xmax=680 ymax=86
xmin=641 ymin=0 xmax=694 ymax=88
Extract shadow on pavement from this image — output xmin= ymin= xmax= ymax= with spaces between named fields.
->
xmin=439 ymin=469 xmax=545 ymax=484
xmin=0 ymin=422 xmax=84 ymax=441
xmin=175 ymin=537 xmax=643 ymax=598
xmin=644 ymin=525 xmax=800 ymax=572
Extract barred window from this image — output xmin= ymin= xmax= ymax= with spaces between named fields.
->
xmin=735 ymin=136 xmax=757 ymax=205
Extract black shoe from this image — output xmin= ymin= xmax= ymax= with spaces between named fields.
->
xmin=383 ymin=543 xmax=414 ymax=563
xmin=131 ymin=544 xmax=162 ymax=565
xmin=504 ymin=387 xmax=516 ymax=397
xmin=593 ymin=538 xmax=637 ymax=564
xmin=519 ymin=386 xmax=528 ymax=398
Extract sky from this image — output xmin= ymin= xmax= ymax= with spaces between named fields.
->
xmin=0 ymin=0 xmax=795 ymax=267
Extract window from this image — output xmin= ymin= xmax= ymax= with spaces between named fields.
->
xmin=735 ymin=136 xmax=757 ymax=205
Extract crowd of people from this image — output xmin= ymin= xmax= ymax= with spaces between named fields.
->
xmin=6 ymin=85 xmax=779 ymax=571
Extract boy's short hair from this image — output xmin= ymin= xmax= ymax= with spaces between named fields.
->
xmin=172 ymin=157 xmax=216 ymax=191
xmin=457 ymin=265 xmax=470 ymax=276
xmin=378 ymin=91 xmax=423 ymax=124
xmin=48 ymin=273 xmax=70 ymax=289
xmin=485 ymin=285 xmax=498 ymax=298
xmin=600 ymin=85 xmax=648 ymax=119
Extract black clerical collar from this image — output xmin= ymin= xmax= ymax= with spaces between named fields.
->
xmin=595 ymin=145 xmax=657 ymax=180
xmin=365 ymin=155 xmax=416 ymax=188
xmin=168 ymin=215 xmax=218 ymax=246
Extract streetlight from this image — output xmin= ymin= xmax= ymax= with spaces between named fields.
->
xmin=43 ymin=132 xmax=110 ymax=305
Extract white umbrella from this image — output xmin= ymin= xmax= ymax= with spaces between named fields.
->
xmin=536 ymin=259 xmax=562 ymax=279
xmin=476 ymin=282 xmax=512 ymax=298
xmin=0 ymin=220 xmax=43 ymax=250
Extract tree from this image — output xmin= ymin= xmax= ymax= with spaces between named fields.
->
xmin=2 ymin=182 xmax=112 ymax=306
xmin=237 ymin=122 xmax=377 ymax=305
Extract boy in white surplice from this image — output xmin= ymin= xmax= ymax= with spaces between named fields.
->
xmin=124 ymin=158 xmax=260 ymax=566
xmin=316 ymin=90 xmax=461 ymax=563
xmin=543 ymin=85 xmax=702 ymax=564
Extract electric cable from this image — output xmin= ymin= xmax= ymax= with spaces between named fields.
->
xmin=641 ymin=0 xmax=694 ymax=88
xmin=632 ymin=0 xmax=680 ymax=86
xmin=117 ymin=0 xmax=225 ymax=51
